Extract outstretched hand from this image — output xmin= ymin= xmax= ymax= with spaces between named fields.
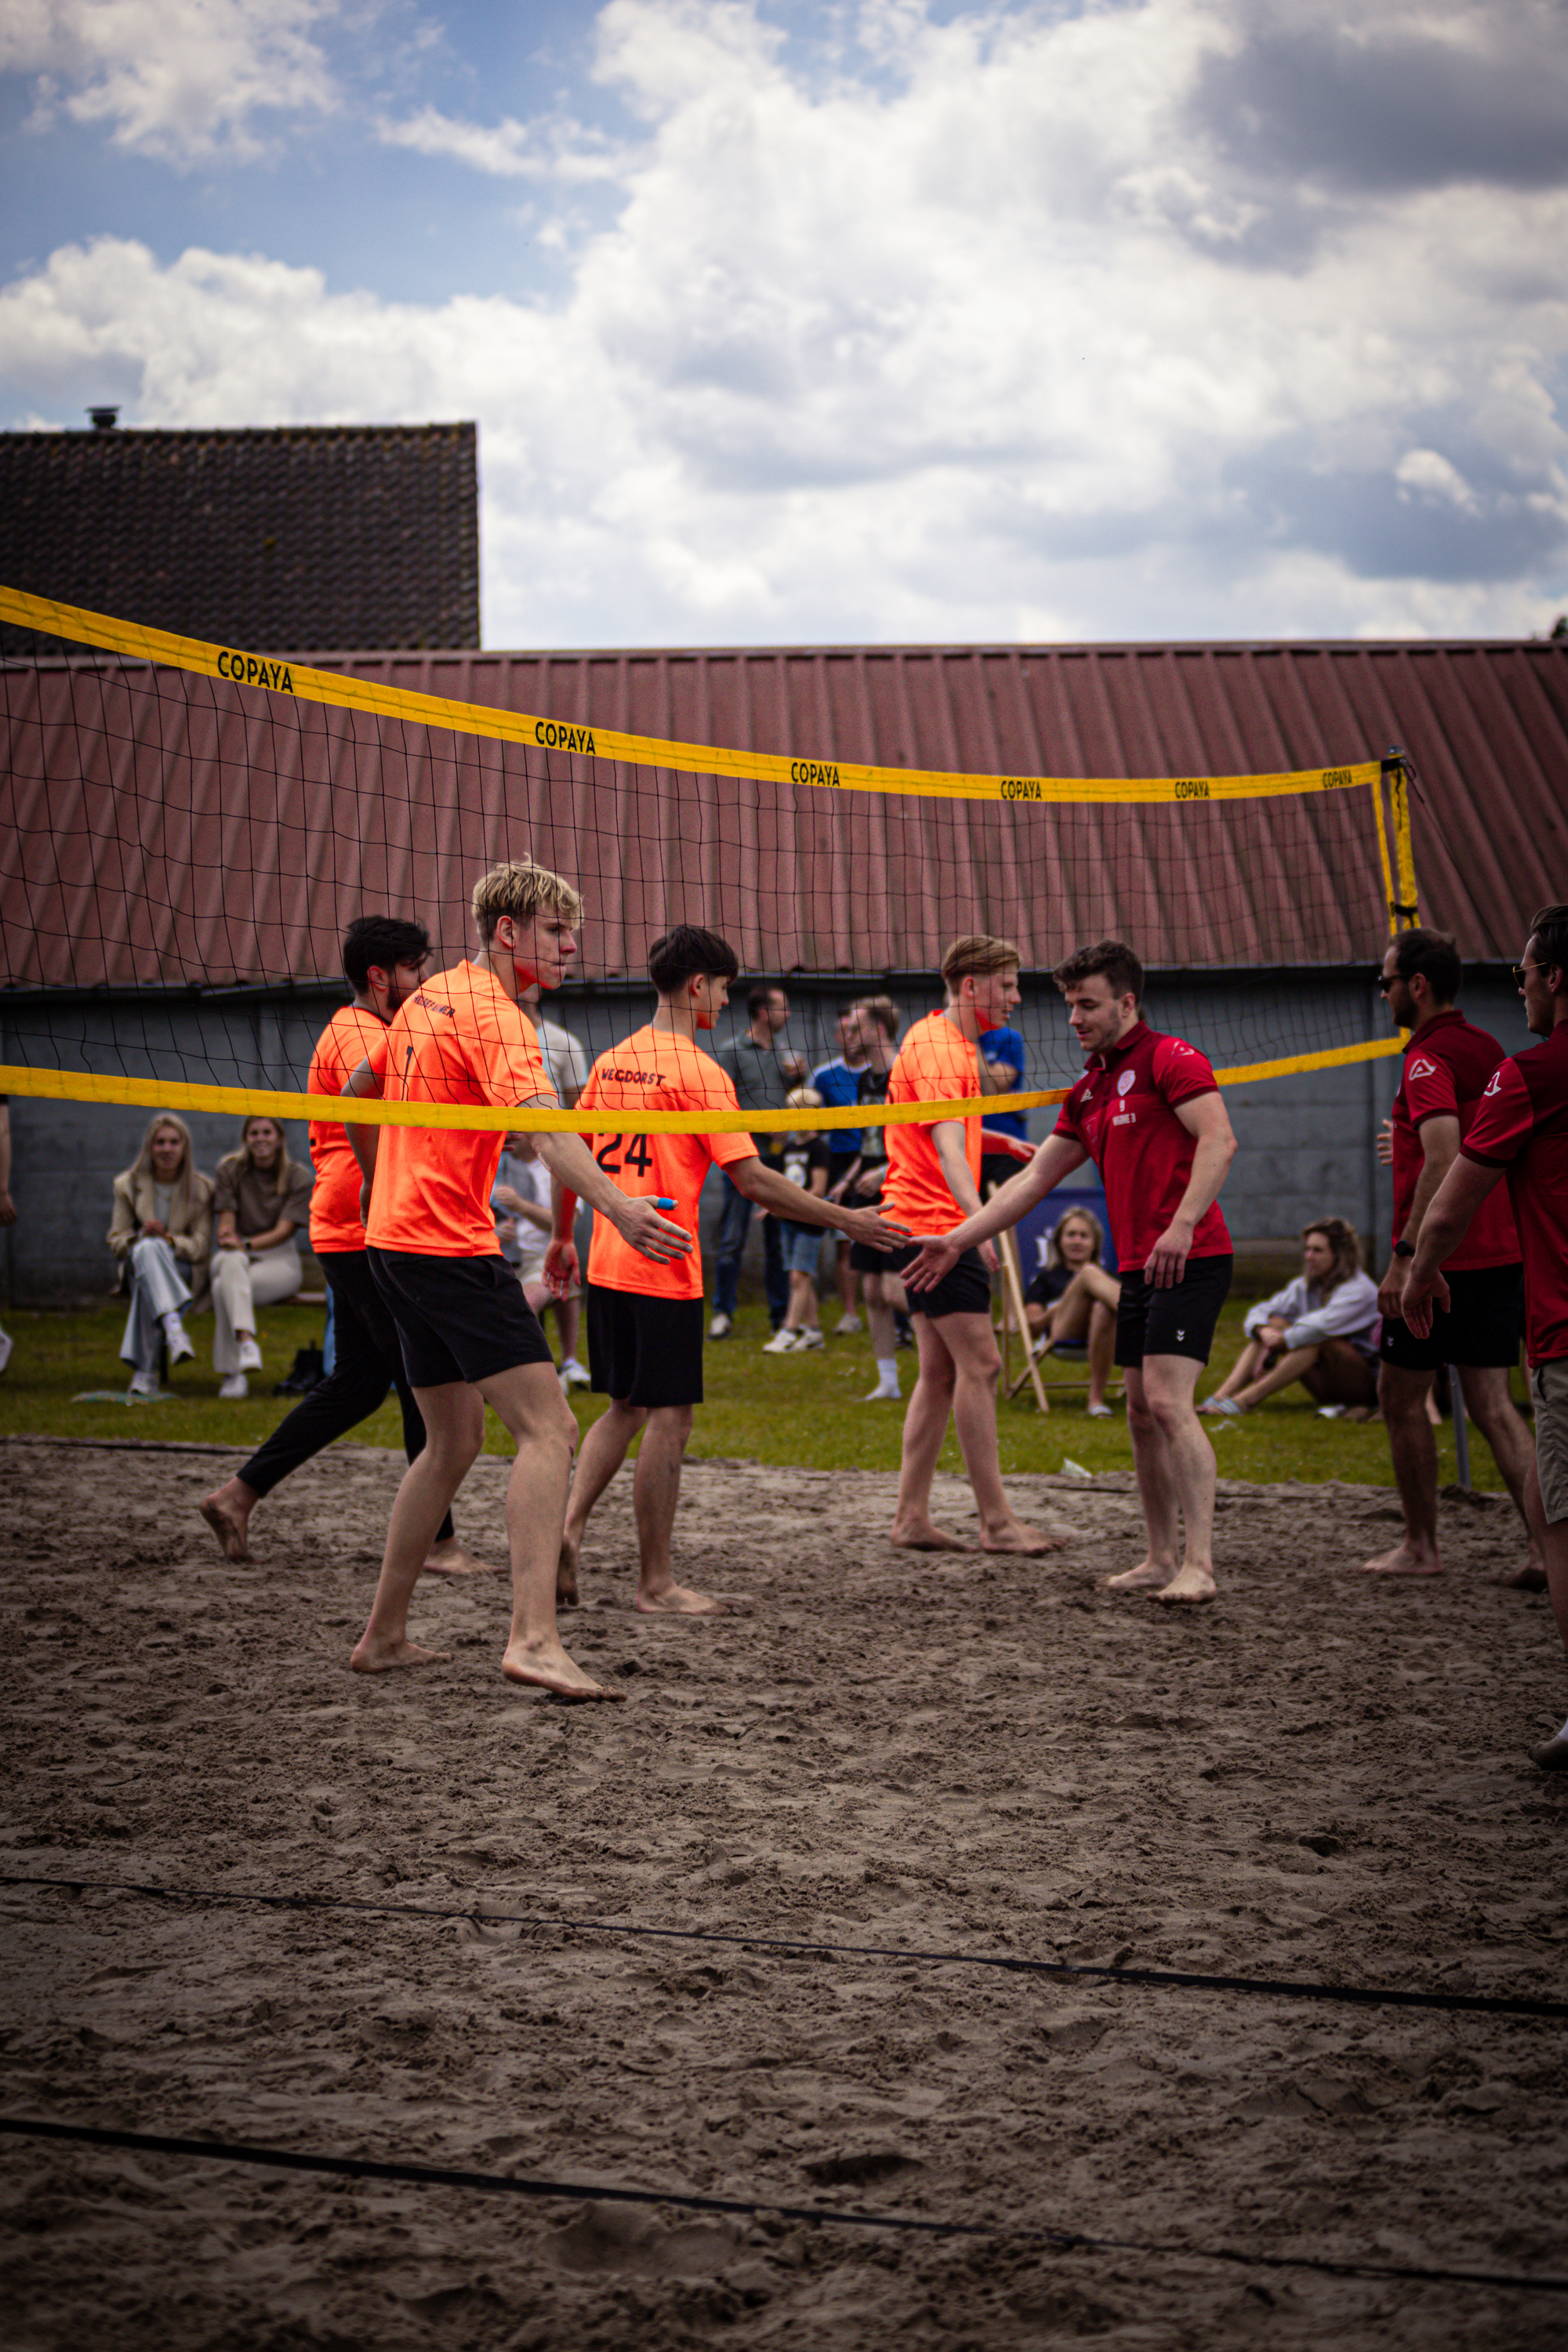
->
xmin=843 ymin=1206 xmax=909 ymax=1254
xmin=1401 ymin=1266 xmax=1450 ymax=1338
xmin=902 ymin=1234 xmax=960 ymax=1291
xmin=616 ymin=1198 xmax=693 ymax=1263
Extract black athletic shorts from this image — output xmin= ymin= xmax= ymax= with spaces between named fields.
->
xmin=1116 ymin=1252 xmax=1232 ymax=1369
xmin=826 ymin=1152 xmax=859 ymax=1200
xmin=586 ymin=1284 xmax=705 ymax=1408
xmin=368 ymin=1247 xmax=554 ymax=1389
xmin=882 ymin=1239 xmax=993 ymax=1320
xmin=1380 ymin=1262 xmax=1524 ymax=1373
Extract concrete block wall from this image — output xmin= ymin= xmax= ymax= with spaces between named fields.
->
xmin=2 ymin=968 xmax=1535 ymax=1309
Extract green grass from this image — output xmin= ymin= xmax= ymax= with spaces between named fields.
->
xmin=0 ymin=1282 xmax=1522 ymax=1494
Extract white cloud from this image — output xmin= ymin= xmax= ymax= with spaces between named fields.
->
xmin=2 ymin=0 xmax=1566 ymax=642
xmin=376 ymin=104 xmax=628 ymax=183
xmin=1 ymin=0 xmax=339 ymax=163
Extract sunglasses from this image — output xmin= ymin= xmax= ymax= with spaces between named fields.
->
xmin=1512 ymin=963 xmax=1547 ymax=986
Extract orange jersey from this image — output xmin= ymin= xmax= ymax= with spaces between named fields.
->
xmin=881 ymin=1010 xmax=984 ymax=1235
xmin=364 ymin=960 xmax=555 ymax=1258
xmin=579 ymin=1024 xmax=757 ymax=1301
xmin=307 ymin=1003 xmax=391 ymax=1253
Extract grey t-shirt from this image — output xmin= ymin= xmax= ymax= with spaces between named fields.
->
xmin=214 ymin=1155 xmax=313 ymax=1241
xmin=714 ymin=1031 xmax=794 ymax=1157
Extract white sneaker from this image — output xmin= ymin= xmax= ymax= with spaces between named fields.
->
xmin=0 ymin=1330 xmax=11 ymax=1376
xmin=163 ymin=1318 xmax=194 ymax=1366
xmin=709 ymin=1312 xmax=733 ymax=1340
xmin=761 ymin=1327 xmax=800 ymax=1354
xmin=862 ymin=1383 xmax=900 ymax=1403
xmin=1086 ymin=1401 xmax=1113 ymax=1418
xmin=560 ymin=1358 xmax=591 ymax=1388
xmin=796 ymin=1327 xmax=826 ymax=1350
xmin=128 ymin=1367 xmax=161 ymax=1398
xmin=237 ymin=1338 xmax=263 ymax=1374
xmin=836 ymin=1313 xmax=862 ymax=1336
xmin=220 ymin=1373 xmax=249 ymax=1399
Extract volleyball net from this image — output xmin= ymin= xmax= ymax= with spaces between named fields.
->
xmin=0 ymin=586 xmax=1419 ymax=1138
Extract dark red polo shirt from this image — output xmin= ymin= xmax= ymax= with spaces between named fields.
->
xmin=1461 ymin=1022 xmax=1568 ymax=1365
xmin=1054 ymin=1021 xmax=1231 ymax=1270
xmin=1390 ymin=1009 xmax=1519 ymax=1271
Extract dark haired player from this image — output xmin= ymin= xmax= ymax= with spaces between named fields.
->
xmin=1402 ymin=906 xmax=1568 ymax=1766
xmin=344 ymin=860 xmax=691 ymax=1695
xmin=198 ymin=915 xmax=495 ymax=1575
xmin=554 ymin=926 xmax=907 ymax=1613
xmin=1363 ymin=925 xmax=1540 ymax=1584
xmin=905 ymin=938 xmax=1237 ymax=1602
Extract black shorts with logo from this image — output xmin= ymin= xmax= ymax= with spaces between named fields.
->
xmin=882 ymin=1240 xmax=993 ymax=1320
xmin=1380 ymin=1263 xmax=1524 ymax=1373
xmin=1116 ymin=1252 xmax=1232 ymax=1368
xmin=587 ymin=1284 xmax=706 ymax=1408
xmin=368 ymin=1247 xmax=554 ymax=1389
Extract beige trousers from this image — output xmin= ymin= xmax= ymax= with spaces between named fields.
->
xmin=210 ymin=1243 xmax=303 ymax=1374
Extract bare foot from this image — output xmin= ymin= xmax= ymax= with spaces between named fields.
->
xmin=423 ymin=1536 xmax=504 ymax=1577
xmin=350 ymin=1632 xmax=451 ymax=1672
xmin=635 ymin=1582 xmax=732 ymax=1615
xmin=1106 ymin=1559 xmax=1174 ymax=1590
xmin=1358 ymin=1539 xmax=1443 ymax=1577
xmin=502 ymin=1636 xmax=624 ymax=1701
xmin=557 ymin=1526 xmax=582 ymax=1609
xmin=890 ymin=1519 xmax=976 ymax=1552
xmin=978 ymin=1520 xmax=1067 ymax=1555
xmin=1496 ymin=1558 xmax=1549 ymax=1592
xmin=1152 ymin=1563 xmax=1218 ymax=1604
xmin=198 ymin=1486 xmax=253 ymax=1563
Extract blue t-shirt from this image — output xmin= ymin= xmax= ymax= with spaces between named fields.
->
xmin=981 ymin=1026 xmax=1027 ymax=1141
xmin=810 ymin=1056 xmax=862 ymax=1154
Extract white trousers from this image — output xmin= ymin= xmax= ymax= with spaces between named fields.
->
xmin=210 ymin=1243 xmax=303 ymax=1373
xmin=119 ymin=1236 xmax=194 ymax=1371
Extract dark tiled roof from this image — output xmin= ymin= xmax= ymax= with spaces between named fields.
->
xmin=0 ymin=423 xmax=479 ymax=655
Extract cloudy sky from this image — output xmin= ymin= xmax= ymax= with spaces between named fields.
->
xmin=2 ymin=0 xmax=1566 ymax=648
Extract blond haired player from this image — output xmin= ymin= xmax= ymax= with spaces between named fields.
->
xmin=554 ymin=925 xmax=908 ymax=1613
xmin=878 ymin=936 xmax=1060 ymax=1556
xmin=343 ymin=860 xmax=690 ymax=1697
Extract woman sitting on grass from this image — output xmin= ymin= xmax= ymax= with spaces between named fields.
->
xmin=109 ymin=1112 xmax=214 ymax=1396
xmin=1023 ymin=1206 xmax=1120 ymax=1417
xmin=211 ymin=1116 xmax=312 ymax=1399
xmin=1200 ymin=1218 xmax=1380 ymax=1421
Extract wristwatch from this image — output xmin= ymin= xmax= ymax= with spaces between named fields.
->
xmin=1392 ymin=1239 xmax=1415 ymax=1259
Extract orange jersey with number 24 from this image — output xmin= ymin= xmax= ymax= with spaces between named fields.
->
xmin=579 ymin=1025 xmax=757 ymax=1301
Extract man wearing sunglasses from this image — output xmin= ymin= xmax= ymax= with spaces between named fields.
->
xmin=1363 ymin=927 xmax=1541 ymax=1586
xmin=1402 ymin=908 xmax=1568 ymax=1767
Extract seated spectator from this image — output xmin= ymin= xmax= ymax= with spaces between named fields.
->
xmin=762 ymin=1088 xmax=832 ymax=1353
xmin=1200 ymin=1218 xmax=1380 ymax=1419
xmin=1024 ymin=1206 xmax=1120 ymax=1415
xmin=211 ymin=1116 xmax=312 ymax=1398
xmin=109 ymin=1112 xmax=214 ymax=1396
xmin=492 ymin=1132 xmax=590 ymax=1388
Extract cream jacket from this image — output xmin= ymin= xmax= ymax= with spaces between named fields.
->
xmin=108 ymin=1167 xmax=215 ymax=1266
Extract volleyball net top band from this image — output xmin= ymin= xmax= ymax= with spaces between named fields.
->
xmin=0 ymin=585 xmax=1419 ymax=1136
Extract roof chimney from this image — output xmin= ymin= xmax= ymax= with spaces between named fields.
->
xmin=87 ymin=405 xmax=120 ymax=430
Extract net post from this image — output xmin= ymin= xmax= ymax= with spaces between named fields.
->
xmin=1383 ymin=747 xmax=1421 ymax=931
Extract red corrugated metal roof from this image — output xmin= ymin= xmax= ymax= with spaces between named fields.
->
xmin=4 ymin=640 xmax=1564 ymax=989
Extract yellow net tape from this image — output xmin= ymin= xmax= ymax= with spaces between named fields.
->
xmin=2 ymin=585 xmax=1387 ymax=810
xmin=0 ymin=1037 xmax=1402 ymax=1136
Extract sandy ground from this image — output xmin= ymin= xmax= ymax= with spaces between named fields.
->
xmin=2 ymin=1433 xmax=1567 ymax=2351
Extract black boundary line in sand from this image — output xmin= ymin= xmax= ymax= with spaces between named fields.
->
xmin=2 ymin=2115 xmax=1564 ymax=2298
xmin=5 ymin=1871 xmax=1563 ymax=2023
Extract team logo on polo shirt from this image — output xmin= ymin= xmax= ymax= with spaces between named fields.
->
xmin=1484 ymin=1068 xmax=1503 ymax=1096
xmin=1118 ymin=1069 xmax=1135 ymax=1094
xmin=1409 ymin=1057 xmax=1437 ymax=1080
